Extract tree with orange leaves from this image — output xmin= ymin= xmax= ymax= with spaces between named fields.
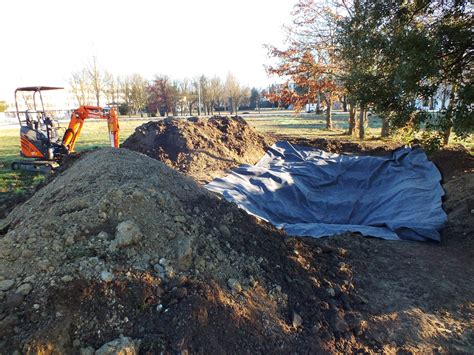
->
xmin=266 ymin=0 xmax=350 ymax=130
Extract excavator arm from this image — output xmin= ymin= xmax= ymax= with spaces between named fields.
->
xmin=62 ymin=106 xmax=120 ymax=153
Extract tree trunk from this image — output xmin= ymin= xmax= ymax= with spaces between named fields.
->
xmin=316 ymin=92 xmax=321 ymax=114
xmin=341 ymin=95 xmax=348 ymax=112
xmin=325 ymin=97 xmax=332 ymax=130
xmin=381 ymin=116 xmax=390 ymax=138
xmin=348 ymin=104 xmax=356 ymax=135
xmin=441 ymin=87 xmax=448 ymax=110
xmin=443 ymin=86 xmax=456 ymax=145
xmin=443 ymin=127 xmax=451 ymax=145
xmin=359 ymin=107 xmax=366 ymax=139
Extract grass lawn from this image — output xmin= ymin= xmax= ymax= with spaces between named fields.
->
xmin=0 ymin=112 xmax=471 ymax=198
xmin=245 ymin=112 xmax=383 ymax=139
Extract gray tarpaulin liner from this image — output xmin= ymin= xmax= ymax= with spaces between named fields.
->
xmin=206 ymin=141 xmax=447 ymax=241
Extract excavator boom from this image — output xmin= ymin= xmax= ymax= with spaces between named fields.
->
xmin=62 ymin=106 xmax=120 ymax=153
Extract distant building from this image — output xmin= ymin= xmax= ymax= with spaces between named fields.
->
xmin=416 ymin=85 xmax=451 ymax=111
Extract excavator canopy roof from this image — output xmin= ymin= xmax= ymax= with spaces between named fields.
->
xmin=15 ymin=86 xmax=63 ymax=92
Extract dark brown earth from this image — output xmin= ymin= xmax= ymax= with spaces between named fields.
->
xmin=0 ymin=118 xmax=472 ymax=354
xmin=122 ymin=116 xmax=274 ymax=183
xmin=283 ymin=137 xmax=474 ymax=353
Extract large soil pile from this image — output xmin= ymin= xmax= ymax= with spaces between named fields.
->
xmin=122 ymin=116 xmax=274 ymax=182
xmin=0 ymin=148 xmax=365 ymax=353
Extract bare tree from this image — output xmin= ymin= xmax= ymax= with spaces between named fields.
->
xmin=130 ymin=74 xmax=148 ymax=116
xmin=225 ymin=73 xmax=248 ymax=114
xmin=198 ymin=75 xmax=213 ymax=115
xmin=103 ymin=71 xmax=120 ymax=105
xmin=121 ymin=76 xmax=133 ymax=117
xmin=69 ymin=69 xmax=90 ymax=106
xmin=180 ymin=78 xmax=197 ymax=116
xmin=208 ymin=76 xmax=223 ymax=115
xmin=87 ymin=56 xmax=103 ymax=107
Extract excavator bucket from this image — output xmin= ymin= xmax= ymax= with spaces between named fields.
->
xmin=107 ymin=107 xmax=120 ymax=148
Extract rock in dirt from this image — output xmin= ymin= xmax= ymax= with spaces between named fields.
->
xmin=15 ymin=283 xmax=32 ymax=296
xmin=100 ymin=271 xmax=114 ymax=283
xmin=326 ymin=287 xmax=336 ymax=297
xmin=175 ymin=237 xmax=193 ymax=271
xmin=219 ymin=224 xmax=231 ymax=238
xmin=0 ymin=279 xmax=14 ymax=291
xmin=110 ymin=220 xmax=142 ymax=251
xmin=80 ymin=346 xmax=95 ymax=355
xmin=94 ymin=336 xmax=140 ymax=355
xmin=292 ymin=311 xmax=303 ymax=328
xmin=61 ymin=275 xmax=74 ymax=282
xmin=122 ymin=116 xmax=274 ymax=182
xmin=227 ymin=278 xmax=242 ymax=293
xmin=4 ymin=293 xmax=24 ymax=309
xmin=328 ymin=310 xmax=349 ymax=334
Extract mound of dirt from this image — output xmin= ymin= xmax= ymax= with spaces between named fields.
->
xmin=429 ymin=145 xmax=474 ymax=181
xmin=276 ymin=136 xmax=400 ymax=156
xmin=122 ymin=116 xmax=274 ymax=182
xmin=441 ymin=173 xmax=474 ymax=248
xmin=0 ymin=148 xmax=365 ymax=353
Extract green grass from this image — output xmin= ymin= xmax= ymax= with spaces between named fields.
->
xmin=245 ymin=112 xmax=384 ymax=140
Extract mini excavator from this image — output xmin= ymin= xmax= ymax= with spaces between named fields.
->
xmin=12 ymin=86 xmax=120 ymax=172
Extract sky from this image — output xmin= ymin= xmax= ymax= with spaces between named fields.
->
xmin=0 ymin=0 xmax=295 ymax=105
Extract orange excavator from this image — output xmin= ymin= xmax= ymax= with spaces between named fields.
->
xmin=12 ymin=86 xmax=119 ymax=172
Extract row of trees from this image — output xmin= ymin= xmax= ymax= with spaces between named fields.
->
xmin=267 ymin=0 xmax=473 ymax=143
xmin=146 ymin=73 xmax=253 ymax=117
xmin=69 ymin=58 xmax=263 ymax=117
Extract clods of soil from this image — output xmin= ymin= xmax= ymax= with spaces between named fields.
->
xmin=122 ymin=116 xmax=274 ymax=183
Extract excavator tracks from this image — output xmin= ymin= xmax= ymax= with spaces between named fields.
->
xmin=11 ymin=160 xmax=59 ymax=174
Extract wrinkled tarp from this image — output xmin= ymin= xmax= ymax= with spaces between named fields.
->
xmin=206 ymin=141 xmax=447 ymax=241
